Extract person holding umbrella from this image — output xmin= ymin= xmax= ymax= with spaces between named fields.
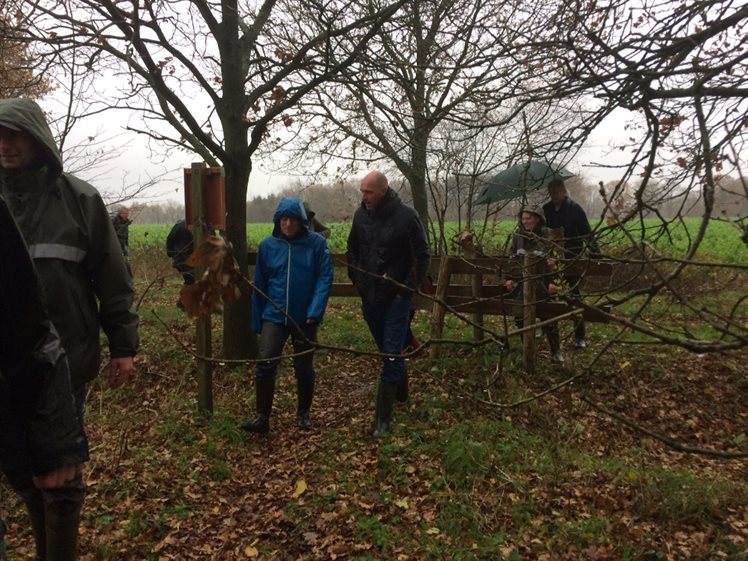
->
xmin=542 ymin=179 xmax=601 ymax=348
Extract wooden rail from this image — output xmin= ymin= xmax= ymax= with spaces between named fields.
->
xmin=248 ymin=252 xmax=613 ymax=324
xmin=249 ymin=251 xmax=614 ymax=371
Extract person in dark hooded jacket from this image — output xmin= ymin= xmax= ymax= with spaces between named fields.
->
xmin=111 ymin=206 xmax=133 ymax=276
xmin=166 ymin=218 xmax=197 ymax=286
xmin=241 ymin=198 xmax=333 ymax=434
xmin=0 ymin=195 xmax=89 ymax=561
xmin=302 ymin=201 xmax=331 ymax=239
xmin=0 ymin=98 xmax=138 ymax=560
xmin=504 ymin=206 xmax=564 ymax=363
xmin=543 ymin=179 xmax=601 ymax=348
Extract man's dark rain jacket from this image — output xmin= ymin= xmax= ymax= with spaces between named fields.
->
xmin=0 ymin=98 xmax=139 ymax=389
xmin=0 ymin=195 xmax=89 ymax=476
xmin=346 ymin=188 xmax=431 ymax=303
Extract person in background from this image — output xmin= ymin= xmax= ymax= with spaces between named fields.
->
xmin=302 ymin=201 xmax=331 ymax=239
xmin=504 ymin=206 xmax=563 ymax=364
xmin=241 ymin=198 xmax=333 ymax=434
xmin=346 ymin=171 xmax=430 ymax=438
xmin=0 ymin=194 xmax=89 ymax=561
xmin=166 ymin=218 xmax=196 ymax=286
xmin=0 ymin=98 xmax=138 ymax=561
xmin=111 ymin=205 xmax=133 ymax=276
xmin=542 ymin=179 xmax=601 ymax=349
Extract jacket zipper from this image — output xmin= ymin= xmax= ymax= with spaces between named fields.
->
xmin=284 ymin=240 xmax=291 ymax=326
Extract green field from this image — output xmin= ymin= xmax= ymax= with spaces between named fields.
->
xmin=132 ymin=218 xmax=748 ymax=264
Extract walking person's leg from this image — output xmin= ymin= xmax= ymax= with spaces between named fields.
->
xmin=566 ymin=275 xmax=586 ymax=347
xmin=3 ymin=385 xmax=86 ymax=561
xmin=240 ymin=322 xmax=289 ymax=434
xmin=291 ymin=323 xmax=319 ymax=431
xmin=367 ymin=296 xmax=412 ymax=438
xmin=4 ymin=471 xmax=84 ymax=561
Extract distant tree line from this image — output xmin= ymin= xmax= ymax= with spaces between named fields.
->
xmin=130 ymin=174 xmax=747 ymax=226
xmin=126 ymin=201 xmax=186 ymax=225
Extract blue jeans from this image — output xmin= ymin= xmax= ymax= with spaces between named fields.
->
xmin=256 ymin=321 xmax=318 ymax=382
xmin=362 ymin=295 xmax=412 ymax=385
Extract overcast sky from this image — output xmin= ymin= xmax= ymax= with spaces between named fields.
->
xmin=55 ymin=101 xmax=638 ymax=207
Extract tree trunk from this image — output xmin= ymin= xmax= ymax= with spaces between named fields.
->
xmin=409 ymin=118 xmax=430 ymax=228
xmin=410 ymin=171 xmax=429 ymax=230
xmin=222 ymin=160 xmax=256 ymax=359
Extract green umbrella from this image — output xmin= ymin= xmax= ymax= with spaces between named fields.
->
xmin=475 ymin=160 xmax=575 ymax=204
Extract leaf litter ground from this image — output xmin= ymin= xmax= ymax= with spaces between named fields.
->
xmin=1 ymin=281 xmax=746 ymax=561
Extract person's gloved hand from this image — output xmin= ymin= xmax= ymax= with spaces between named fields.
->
xmin=420 ymin=275 xmax=436 ymax=295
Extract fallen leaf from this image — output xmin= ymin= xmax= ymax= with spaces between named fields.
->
xmin=293 ymin=479 xmax=308 ymax=498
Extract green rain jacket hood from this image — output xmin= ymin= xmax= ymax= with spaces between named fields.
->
xmin=0 ymin=99 xmax=139 ymax=387
xmin=0 ymin=98 xmax=63 ymax=177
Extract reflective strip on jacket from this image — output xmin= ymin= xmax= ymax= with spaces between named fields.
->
xmin=0 ymin=98 xmax=138 ymax=388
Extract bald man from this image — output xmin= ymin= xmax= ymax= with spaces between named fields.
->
xmin=346 ymin=172 xmax=430 ymax=438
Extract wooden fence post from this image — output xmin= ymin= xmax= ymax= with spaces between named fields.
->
xmin=430 ymin=255 xmax=452 ymax=359
xmin=190 ymin=162 xmax=213 ymax=414
xmin=522 ymin=254 xmax=539 ymax=373
xmin=463 ymin=245 xmax=484 ymax=342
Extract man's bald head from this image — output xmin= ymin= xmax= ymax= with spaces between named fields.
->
xmin=360 ymin=171 xmax=389 ymax=209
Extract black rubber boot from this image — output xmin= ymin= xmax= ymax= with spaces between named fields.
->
xmin=544 ymin=325 xmax=564 ymax=364
xmin=372 ymin=382 xmax=398 ymax=438
xmin=574 ymin=318 xmax=586 ymax=345
xmin=45 ymin=500 xmax=82 ymax=561
xmin=396 ymin=371 xmax=408 ymax=403
xmin=21 ymin=481 xmax=83 ymax=561
xmin=25 ymin=490 xmax=47 ymax=561
xmin=240 ymin=376 xmax=275 ymax=434
xmin=296 ymin=375 xmax=315 ymax=431
xmin=0 ymin=517 xmax=8 ymax=561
